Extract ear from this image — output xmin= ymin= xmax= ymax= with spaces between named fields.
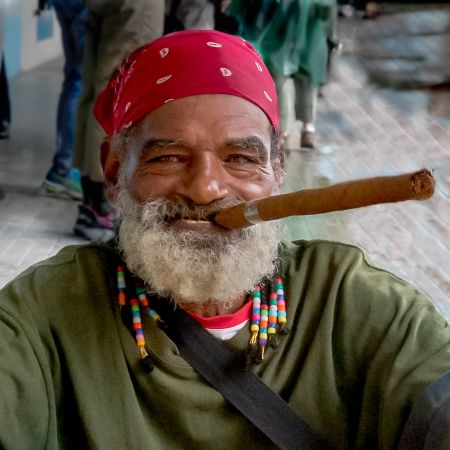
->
xmin=101 ymin=139 xmax=122 ymax=203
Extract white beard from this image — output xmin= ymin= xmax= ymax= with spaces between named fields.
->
xmin=116 ymin=192 xmax=281 ymax=308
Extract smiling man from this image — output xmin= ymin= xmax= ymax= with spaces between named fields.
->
xmin=110 ymin=93 xmax=282 ymax=315
xmin=0 ymin=30 xmax=449 ymax=450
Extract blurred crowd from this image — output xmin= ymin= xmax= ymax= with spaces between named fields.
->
xmin=1 ymin=0 xmax=388 ymax=236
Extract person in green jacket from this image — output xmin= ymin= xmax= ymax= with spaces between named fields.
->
xmin=0 ymin=30 xmax=449 ymax=449
xmin=228 ymin=0 xmax=338 ymax=148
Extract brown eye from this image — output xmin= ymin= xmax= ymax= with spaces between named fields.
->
xmin=227 ymin=155 xmax=256 ymax=164
xmin=147 ymin=155 xmax=181 ymax=163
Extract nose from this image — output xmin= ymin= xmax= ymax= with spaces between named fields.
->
xmin=177 ymin=154 xmax=229 ymax=205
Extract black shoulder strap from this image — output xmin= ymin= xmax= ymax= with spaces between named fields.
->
xmin=161 ymin=305 xmax=334 ymax=450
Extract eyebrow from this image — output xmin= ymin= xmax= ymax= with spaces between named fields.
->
xmin=223 ymin=136 xmax=268 ymax=155
xmin=140 ymin=135 xmax=269 ymax=155
xmin=141 ymin=138 xmax=184 ymax=152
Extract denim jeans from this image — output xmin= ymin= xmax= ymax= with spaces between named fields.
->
xmin=50 ymin=0 xmax=86 ymax=176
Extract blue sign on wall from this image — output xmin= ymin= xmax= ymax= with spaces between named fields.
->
xmin=4 ymin=0 xmax=22 ymax=77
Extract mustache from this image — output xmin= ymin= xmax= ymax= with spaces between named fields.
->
xmin=137 ymin=198 xmax=241 ymax=222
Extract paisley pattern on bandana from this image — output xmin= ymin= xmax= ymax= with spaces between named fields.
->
xmin=94 ymin=30 xmax=279 ymax=136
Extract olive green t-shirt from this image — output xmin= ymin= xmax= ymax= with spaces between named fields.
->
xmin=0 ymin=240 xmax=449 ymax=449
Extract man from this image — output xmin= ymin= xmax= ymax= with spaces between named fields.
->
xmin=0 ymin=30 xmax=449 ymax=449
xmin=39 ymin=0 xmax=86 ymax=200
xmin=71 ymin=0 xmax=164 ymax=240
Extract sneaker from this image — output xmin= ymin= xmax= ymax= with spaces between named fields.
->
xmin=300 ymin=130 xmax=315 ymax=149
xmin=73 ymin=204 xmax=116 ymax=241
xmin=42 ymin=168 xmax=83 ymax=200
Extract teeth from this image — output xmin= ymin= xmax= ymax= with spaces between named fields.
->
xmin=184 ymin=219 xmax=209 ymax=224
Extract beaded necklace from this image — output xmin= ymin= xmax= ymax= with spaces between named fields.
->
xmin=117 ymin=265 xmax=288 ymax=371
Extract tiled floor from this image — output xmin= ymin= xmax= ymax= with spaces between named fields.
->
xmin=0 ymin=57 xmax=84 ymax=285
xmin=1 ymin=11 xmax=449 ymax=319
xmin=281 ymin=9 xmax=450 ymax=319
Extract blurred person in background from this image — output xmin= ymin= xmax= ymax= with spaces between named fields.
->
xmin=0 ymin=3 xmax=8 ymax=201
xmin=0 ymin=56 xmax=10 ymax=141
xmin=165 ymin=0 xmax=216 ymax=32
xmin=228 ymin=0 xmax=337 ymax=149
xmin=38 ymin=0 xmax=87 ymax=201
xmin=72 ymin=0 xmax=165 ymax=241
xmin=164 ymin=0 xmax=234 ymax=33
xmin=338 ymin=0 xmax=381 ymax=19
xmin=0 ymin=3 xmax=11 ymax=141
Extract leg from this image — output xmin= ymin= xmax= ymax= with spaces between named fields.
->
xmin=271 ymin=72 xmax=296 ymax=137
xmin=72 ymin=9 xmax=100 ymax=182
xmin=293 ymin=69 xmax=318 ymax=148
xmin=52 ymin=4 xmax=86 ymax=176
xmin=43 ymin=2 xmax=86 ymax=199
xmin=0 ymin=55 xmax=11 ymax=139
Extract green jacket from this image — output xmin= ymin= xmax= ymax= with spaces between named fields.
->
xmin=228 ymin=0 xmax=336 ymax=82
xmin=0 ymin=240 xmax=449 ymax=449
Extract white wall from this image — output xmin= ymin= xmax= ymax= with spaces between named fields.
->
xmin=20 ymin=0 xmax=62 ymax=71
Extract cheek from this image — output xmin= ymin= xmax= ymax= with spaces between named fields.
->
xmin=237 ymin=168 xmax=277 ymax=199
xmin=117 ymin=157 xmax=149 ymax=202
xmin=128 ymin=168 xmax=184 ymax=203
xmin=127 ymin=170 xmax=162 ymax=202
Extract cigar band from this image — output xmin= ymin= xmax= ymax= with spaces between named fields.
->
xmin=243 ymin=200 xmax=264 ymax=225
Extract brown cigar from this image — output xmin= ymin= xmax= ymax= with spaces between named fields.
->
xmin=213 ymin=169 xmax=435 ymax=230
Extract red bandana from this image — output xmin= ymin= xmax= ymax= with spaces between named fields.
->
xmin=94 ymin=29 xmax=279 ymax=136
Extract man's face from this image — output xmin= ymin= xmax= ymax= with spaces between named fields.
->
xmin=113 ymin=94 xmax=278 ymax=216
xmin=104 ymin=94 xmax=282 ymax=306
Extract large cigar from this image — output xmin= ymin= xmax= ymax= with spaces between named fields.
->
xmin=213 ymin=169 xmax=435 ymax=230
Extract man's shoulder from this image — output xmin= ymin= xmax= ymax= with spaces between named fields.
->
xmin=281 ymin=238 xmax=434 ymax=314
xmin=20 ymin=241 xmax=114 ymax=275
xmin=1 ymin=241 xmax=117 ymax=301
xmin=281 ymin=238 xmax=369 ymax=267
